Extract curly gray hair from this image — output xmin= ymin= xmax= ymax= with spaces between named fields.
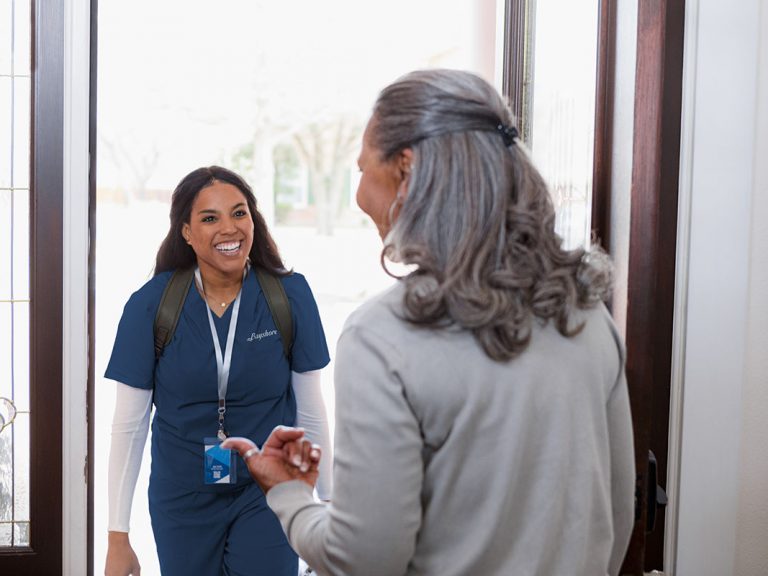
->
xmin=371 ymin=69 xmax=612 ymax=361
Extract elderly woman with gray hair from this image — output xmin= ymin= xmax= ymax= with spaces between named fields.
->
xmin=224 ymin=68 xmax=635 ymax=576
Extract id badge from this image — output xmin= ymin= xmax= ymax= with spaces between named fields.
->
xmin=204 ymin=437 xmax=236 ymax=484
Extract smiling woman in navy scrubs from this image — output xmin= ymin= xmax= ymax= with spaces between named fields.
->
xmin=103 ymin=166 xmax=331 ymax=576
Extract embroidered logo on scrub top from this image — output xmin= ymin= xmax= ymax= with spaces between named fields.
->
xmin=247 ymin=329 xmax=279 ymax=342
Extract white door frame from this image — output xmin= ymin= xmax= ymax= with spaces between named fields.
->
xmin=62 ymin=0 xmax=91 ymax=573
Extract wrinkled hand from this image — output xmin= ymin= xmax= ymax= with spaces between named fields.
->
xmin=222 ymin=426 xmax=321 ymax=493
xmin=105 ymin=531 xmax=141 ymax=576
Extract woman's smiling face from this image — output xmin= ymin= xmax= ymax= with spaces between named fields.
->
xmin=182 ymin=180 xmax=254 ymax=280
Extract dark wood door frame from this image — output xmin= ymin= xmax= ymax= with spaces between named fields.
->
xmin=590 ymin=0 xmax=617 ymax=254
xmin=0 ymin=0 xmax=64 ymax=573
xmin=622 ymin=0 xmax=685 ymax=573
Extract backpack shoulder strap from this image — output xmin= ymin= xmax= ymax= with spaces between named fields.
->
xmin=254 ymin=267 xmax=293 ymax=362
xmin=153 ymin=267 xmax=194 ymax=359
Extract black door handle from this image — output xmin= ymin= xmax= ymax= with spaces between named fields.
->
xmin=646 ymin=450 xmax=668 ymax=533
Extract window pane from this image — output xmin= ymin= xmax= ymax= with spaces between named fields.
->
xmin=528 ymin=0 xmax=600 ymax=249
xmin=0 ymin=522 xmax=10 ymax=546
xmin=12 ymin=76 xmax=29 ymax=189
xmin=0 ymin=190 xmax=11 ymax=299
xmin=0 ymin=396 xmax=14 ymax=532
xmin=0 ymin=303 xmax=10 ymax=399
xmin=0 ymin=77 xmax=11 ymax=189
xmin=12 ymin=302 xmax=29 ymax=413
xmin=0 ymin=0 xmax=31 ymax=550
xmin=12 ymin=412 xmax=29 ymax=523
xmin=12 ymin=188 xmax=29 ymax=300
xmin=0 ymin=0 xmax=10 ymax=76
xmin=13 ymin=0 xmax=31 ymax=76
xmin=14 ymin=521 xmax=30 ymax=546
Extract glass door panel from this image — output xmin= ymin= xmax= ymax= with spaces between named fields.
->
xmin=526 ymin=0 xmax=600 ymax=249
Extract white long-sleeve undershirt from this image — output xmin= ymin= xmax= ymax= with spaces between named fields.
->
xmin=292 ymin=370 xmax=333 ymax=499
xmin=107 ymin=370 xmax=332 ymax=532
xmin=107 ymin=383 xmax=152 ymax=533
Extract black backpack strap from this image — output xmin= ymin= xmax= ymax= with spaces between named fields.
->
xmin=254 ymin=267 xmax=293 ymax=362
xmin=153 ymin=267 xmax=194 ymax=359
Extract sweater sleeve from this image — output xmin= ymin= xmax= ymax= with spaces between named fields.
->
xmin=268 ymin=325 xmax=423 ymax=576
xmin=107 ymin=382 xmax=152 ymax=533
xmin=606 ymin=360 xmax=636 ymax=575
xmin=292 ymin=369 xmax=333 ymax=500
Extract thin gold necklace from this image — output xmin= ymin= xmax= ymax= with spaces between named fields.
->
xmin=196 ymin=266 xmax=246 ymax=310
xmin=208 ymin=295 xmax=233 ymax=309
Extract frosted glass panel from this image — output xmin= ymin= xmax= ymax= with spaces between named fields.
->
xmin=0 ymin=0 xmax=10 ymax=76
xmin=0 ymin=78 xmax=10 ymax=188
xmin=0 ymin=190 xmax=11 ymax=299
xmin=12 ymin=189 xmax=29 ymax=300
xmin=14 ymin=521 xmax=30 ymax=546
xmin=0 ymin=522 xmax=10 ymax=545
xmin=12 ymin=77 xmax=29 ymax=189
xmin=12 ymin=302 xmax=29 ymax=412
xmin=13 ymin=412 xmax=29 ymax=522
xmin=0 ymin=303 xmax=10 ymax=399
xmin=13 ymin=0 xmax=31 ymax=75
xmin=0 ymin=0 xmax=32 ymax=550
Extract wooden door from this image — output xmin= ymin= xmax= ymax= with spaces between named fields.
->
xmin=621 ymin=1 xmax=685 ymax=573
xmin=502 ymin=1 xmax=686 ymax=573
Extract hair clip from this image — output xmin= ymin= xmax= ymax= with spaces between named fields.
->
xmin=496 ymin=123 xmax=519 ymax=147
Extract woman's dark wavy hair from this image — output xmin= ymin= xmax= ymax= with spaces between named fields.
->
xmin=154 ymin=166 xmax=287 ymax=276
xmin=372 ymin=69 xmax=613 ymax=362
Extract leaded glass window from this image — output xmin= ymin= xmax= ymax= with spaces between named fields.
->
xmin=0 ymin=0 xmax=31 ymax=548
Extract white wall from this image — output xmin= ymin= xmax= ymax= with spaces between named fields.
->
xmin=672 ymin=0 xmax=768 ymax=574
xmin=734 ymin=0 xmax=768 ymax=573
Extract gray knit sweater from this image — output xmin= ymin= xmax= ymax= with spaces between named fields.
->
xmin=267 ymin=283 xmax=635 ymax=576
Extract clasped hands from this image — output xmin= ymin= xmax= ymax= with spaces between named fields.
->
xmin=222 ymin=426 xmax=321 ymax=494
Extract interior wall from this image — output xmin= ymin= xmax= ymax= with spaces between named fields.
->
xmin=734 ymin=1 xmax=768 ymax=573
xmin=673 ymin=0 xmax=765 ymax=574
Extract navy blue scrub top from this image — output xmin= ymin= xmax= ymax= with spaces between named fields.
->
xmin=105 ymin=269 xmax=330 ymax=492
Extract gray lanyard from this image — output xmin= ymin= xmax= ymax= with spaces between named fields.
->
xmin=195 ymin=265 xmax=246 ymax=440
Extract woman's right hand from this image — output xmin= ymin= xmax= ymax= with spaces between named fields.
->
xmin=105 ymin=531 xmax=141 ymax=576
xmin=223 ymin=426 xmax=321 ymax=493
